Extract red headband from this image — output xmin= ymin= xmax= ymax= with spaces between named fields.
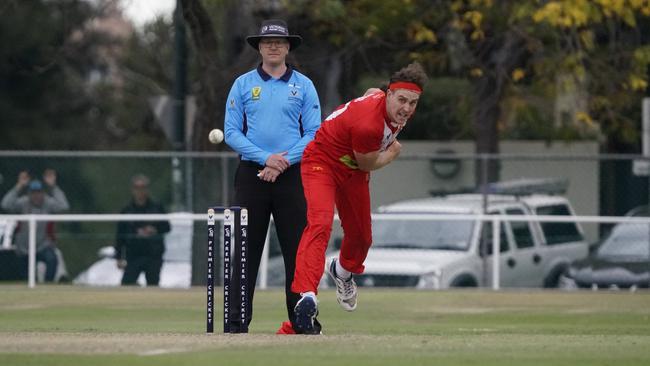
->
xmin=388 ymin=81 xmax=422 ymax=94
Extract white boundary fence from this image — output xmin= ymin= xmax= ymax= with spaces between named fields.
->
xmin=1 ymin=212 xmax=650 ymax=289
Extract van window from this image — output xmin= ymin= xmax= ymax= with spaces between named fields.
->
xmin=535 ymin=204 xmax=584 ymax=245
xmin=479 ymin=221 xmax=509 ymax=255
xmin=505 ymin=208 xmax=535 ymax=249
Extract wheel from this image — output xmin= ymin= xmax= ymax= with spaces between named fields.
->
xmin=543 ymin=265 xmax=568 ymax=288
xmin=449 ymin=274 xmax=478 ymax=287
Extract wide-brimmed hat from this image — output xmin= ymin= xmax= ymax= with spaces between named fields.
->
xmin=246 ymin=19 xmax=302 ymax=50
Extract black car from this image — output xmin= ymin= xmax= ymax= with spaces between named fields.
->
xmin=559 ymin=222 xmax=650 ymax=290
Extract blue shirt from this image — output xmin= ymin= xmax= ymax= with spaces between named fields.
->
xmin=224 ymin=65 xmax=321 ymax=166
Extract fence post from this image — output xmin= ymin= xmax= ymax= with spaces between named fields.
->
xmin=491 ymin=216 xmax=500 ymax=290
xmin=258 ymin=224 xmax=271 ymax=290
xmin=28 ymin=215 xmax=36 ymax=288
xmin=480 ymin=155 xmax=489 ymax=287
xmin=221 ymin=155 xmax=229 ymax=207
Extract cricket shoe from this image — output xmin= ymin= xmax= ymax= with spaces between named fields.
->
xmin=327 ymin=258 xmax=358 ymax=311
xmin=276 ymin=319 xmax=323 ymax=335
xmin=293 ymin=293 xmax=320 ymax=335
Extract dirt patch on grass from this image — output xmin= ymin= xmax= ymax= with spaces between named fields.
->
xmin=0 ymin=332 xmax=332 ymax=355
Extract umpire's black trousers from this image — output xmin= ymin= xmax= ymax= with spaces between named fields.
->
xmin=232 ymin=160 xmax=306 ymax=329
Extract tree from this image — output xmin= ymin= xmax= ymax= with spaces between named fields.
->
xmin=287 ymin=1 xmax=650 ymax=183
xmin=0 ymin=0 xmax=104 ymax=149
xmin=438 ymin=0 xmax=650 ymax=181
xmin=179 ymin=0 xmax=260 ymax=152
xmin=94 ymin=16 xmax=175 ymax=150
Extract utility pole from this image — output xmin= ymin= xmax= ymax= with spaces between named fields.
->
xmin=172 ymin=0 xmax=188 ymax=212
xmin=645 ymin=64 xmax=650 ymax=289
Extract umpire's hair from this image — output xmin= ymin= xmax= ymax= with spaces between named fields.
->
xmin=389 ymin=62 xmax=428 ymax=90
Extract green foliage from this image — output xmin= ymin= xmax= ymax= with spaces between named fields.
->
xmin=0 ymin=1 xmax=175 ymax=151
xmin=502 ymin=104 xmax=555 ymax=141
xmin=287 ymin=0 xmax=650 ymax=150
xmin=0 ymin=0 xmax=98 ymax=149
xmin=93 ymin=17 xmax=175 ymax=150
xmin=404 ymin=77 xmax=473 ymax=140
xmin=3 ymin=0 xmax=650 ymax=152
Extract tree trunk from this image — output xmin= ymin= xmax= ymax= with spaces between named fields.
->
xmin=472 ymin=71 xmax=502 ymax=186
xmin=472 ymin=30 xmax=528 ymax=187
xmin=179 ymin=0 xmax=260 ymax=286
xmin=180 ymin=0 xmax=223 ymax=152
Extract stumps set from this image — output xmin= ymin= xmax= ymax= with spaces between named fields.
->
xmin=207 ymin=206 xmax=248 ymax=334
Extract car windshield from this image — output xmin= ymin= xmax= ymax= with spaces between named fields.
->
xmin=598 ymin=223 xmax=650 ymax=259
xmin=372 ymin=217 xmax=474 ymax=251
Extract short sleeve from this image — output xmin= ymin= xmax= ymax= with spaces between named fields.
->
xmin=351 ymin=118 xmax=382 ymax=154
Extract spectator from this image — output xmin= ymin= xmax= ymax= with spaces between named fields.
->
xmin=1 ymin=169 xmax=70 ymax=282
xmin=115 ymin=174 xmax=170 ymax=286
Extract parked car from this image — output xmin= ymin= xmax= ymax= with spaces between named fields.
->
xmin=325 ymin=191 xmax=589 ymax=289
xmin=73 ymin=216 xmax=193 ymax=288
xmin=559 ymin=221 xmax=650 ymax=290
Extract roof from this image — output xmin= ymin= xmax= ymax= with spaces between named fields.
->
xmin=377 ymin=193 xmax=572 ymax=214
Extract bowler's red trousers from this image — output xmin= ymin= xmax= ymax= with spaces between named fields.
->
xmin=291 ymin=146 xmax=372 ymax=295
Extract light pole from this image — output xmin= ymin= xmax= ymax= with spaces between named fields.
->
xmin=172 ymin=0 xmax=188 ymax=212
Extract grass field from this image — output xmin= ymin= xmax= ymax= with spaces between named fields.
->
xmin=0 ymin=285 xmax=649 ymax=366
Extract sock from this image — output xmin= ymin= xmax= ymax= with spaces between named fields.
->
xmin=335 ymin=259 xmax=352 ymax=280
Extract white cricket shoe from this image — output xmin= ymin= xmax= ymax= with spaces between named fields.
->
xmin=327 ymin=258 xmax=358 ymax=311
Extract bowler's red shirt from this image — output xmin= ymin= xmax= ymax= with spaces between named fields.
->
xmin=309 ymin=91 xmax=400 ymax=170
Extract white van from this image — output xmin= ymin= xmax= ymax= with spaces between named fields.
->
xmin=325 ymin=193 xmax=589 ymax=289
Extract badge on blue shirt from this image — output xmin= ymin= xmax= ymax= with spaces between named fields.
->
xmin=252 ymin=86 xmax=261 ymax=100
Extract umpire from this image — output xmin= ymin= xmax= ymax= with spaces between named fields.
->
xmin=224 ymin=19 xmax=321 ymax=333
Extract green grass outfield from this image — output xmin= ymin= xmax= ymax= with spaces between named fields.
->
xmin=0 ymin=285 xmax=649 ymax=366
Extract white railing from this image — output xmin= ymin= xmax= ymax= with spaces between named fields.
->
xmin=2 ymin=212 xmax=650 ymax=289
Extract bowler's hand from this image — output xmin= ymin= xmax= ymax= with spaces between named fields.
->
xmin=384 ymin=140 xmax=402 ymax=164
xmin=265 ymin=152 xmax=290 ymax=172
xmin=387 ymin=140 xmax=402 ymax=156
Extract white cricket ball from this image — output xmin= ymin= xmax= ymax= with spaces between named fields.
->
xmin=208 ymin=128 xmax=224 ymax=144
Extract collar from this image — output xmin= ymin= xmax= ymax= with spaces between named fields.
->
xmin=256 ymin=63 xmax=293 ymax=82
xmin=381 ymin=93 xmax=403 ymax=131
xmin=380 ymin=93 xmax=391 ymax=127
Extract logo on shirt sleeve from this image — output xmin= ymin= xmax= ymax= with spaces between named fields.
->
xmin=252 ymin=86 xmax=262 ymax=100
